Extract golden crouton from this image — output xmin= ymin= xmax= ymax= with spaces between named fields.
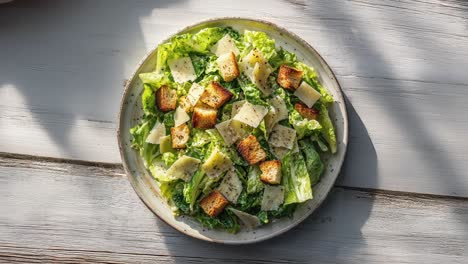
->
xmin=259 ymin=160 xmax=282 ymax=185
xmin=170 ymin=123 xmax=189 ymax=149
xmin=199 ymin=82 xmax=233 ymax=109
xmin=217 ymin=52 xmax=240 ymax=82
xmin=192 ymin=104 xmax=218 ymax=129
xmin=156 ymin=85 xmax=177 ymax=112
xmin=237 ymin=135 xmax=267 ymax=165
xmin=199 ymin=190 xmax=229 ymax=217
xmin=178 ymin=95 xmax=193 ymax=113
xmin=277 ymin=65 xmax=303 ymax=91
xmin=294 ymin=102 xmax=319 ymax=120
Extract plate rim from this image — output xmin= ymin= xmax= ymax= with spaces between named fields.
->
xmin=117 ymin=17 xmax=349 ymax=244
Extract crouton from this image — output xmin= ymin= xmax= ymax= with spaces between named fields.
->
xmin=259 ymin=160 xmax=282 ymax=185
xmin=192 ymin=104 xmax=218 ymax=129
xmin=217 ymin=52 xmax=240 ymax=82
xmin=199 ymin=82 xmax=233 ymax=109
xmin=156 ymin=85 xmax=177 ymax=112
xmin=237 ymin=135 xmax=267 ymax=165
xmin=170 ymin=123 xmax=190 ymax=149
xmin=294 ymin=102 xmax=319 ymax=120
xmin=199 ymin=190 xmax=229 ymax=217
xmin=178 ymin=95 xmax=193 ymax=113
xmin=277 ymin=65 xmax=303 ymax=91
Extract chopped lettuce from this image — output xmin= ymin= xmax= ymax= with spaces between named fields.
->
xmin=194 ymin=207 xmax=240 ymax=233
xmin=129 ymin=118 xmax=160 ymax=166
xmin=282 ymin=152 xmax=313 ymax=205
xmin=183 ymin=170 xmax=205 ymax=211
xmin=318 ymin=103 xmax=337 ymax=154
xmin=289 ymin=109 xmax=322 ymax=139
xmin=237 ymin=74 xmax=268 ymax=106
xmin=247 ymin=166 xmax=264 ymax=194
xmin=243 ymin=30 xmax=277 ymax=61
xmin=299 ymin=140 xmax=324 ymax=185
xmin=270 ymin=48 xmax=297 ymax=69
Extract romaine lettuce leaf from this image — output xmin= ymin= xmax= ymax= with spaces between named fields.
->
xmin=299 ymin=139 xmax=324 ymax=185
xmin=270 ymin=48 xmax=297 ymax=69
xmin=289 ymin=110 xmax=322 ymax=139
xmin=162 ymin=152 xmax=177 ymax=167
xmin=243 ymin=30 xmax=277 ymax=61
xmin=247 ymin=166 xmax=264 ymax=194
xmin=282 ymin=152 xmax=313 ymax=205
xmin=183 ymin=170 xmax=205 ymax=211
xmin=129 ymin=118 xmax=160 ymax=166
xmin=237 ymin=74 xmax=268 ymax=106
xmin=318 ymin=103 xmax=337 ymax=153
xmin=194 ymin=206 xmax=240 ymax=233
xmin=236 ymin=190 xmax=263 ymax=214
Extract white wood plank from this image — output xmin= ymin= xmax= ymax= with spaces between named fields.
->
xmin=0 ymin=155 xmax=466 ymax=263
xmin=1 ymin=0 xmax=468 ymax=196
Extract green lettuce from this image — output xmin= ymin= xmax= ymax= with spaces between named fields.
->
xmin=318 ymin=103 xmax=337 ymax=154
xmin=194 ymin=207 xmax=240 ymax=233
xmin=162 ymin=152 xmax=177 ymax=167
xmin=183 ymin=170 xmax=205 ymax=211
xmin=156 ymin=27 xmax=237 ymax=74
xmin=289 ymin=110 xmax=322 ymax=139
xmin=299 ymin=140 xmax=324 ymax=185
xmin=247 ymin=166 xmax=264 ymax=194
xmin=243 ymin=30 xmax=277 ymax=61
xmin=237 ymin=74 xmax=268 ymax=106
xmin=282 ymin=152 xmax=313 ymax=205
xmin=129 ymin=118 xmax=160 ymax=166
xmin=270 ymin=48 xmax=297 ymax=69
xmin=237 ymin=190 xmax=263 ymax=214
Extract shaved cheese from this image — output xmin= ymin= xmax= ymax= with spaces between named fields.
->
xmin=230 ymin=119 xmax=249 ymax=139
xmin=187 ymin=83 xmax=205 ymax=105
xmin=168 ymin=57 xmax=196 ymax=83
xmin=264 ymin=107 xmax=278 ymax=132
xmin=159 ymin=135 xmax=174 ymax=153
xmin=242 ymin=49 xmax=265 ymax=65
xmin=253 ymin=61 xmax=274 ymax=96
xmin=174 ymin=106 xmax=190 ymax=127
xmin=264 ymin=96 xmax=288 ymax=132
xmin=145 ymin=121 xmax=166 ymax=144
xmin=228 ymin=208 xmax=261 ymax=230
xmin=210 ymin=35 xmax=239 ymax=57
xmin=261 ymin=185 xmax=284 ymax=211
xmin=217 ymin=169 xmax=243 ymax=203
xmin=202 ymin=149 xmax=233 ymax=178
xmin=294 ymin=81 xmax=321 ymax=108
xmin=270 ymin=145 xmax=290 ymax=159
xmin=269 ymin=96 xmax=288 ymax=121
xmin=215 ymin=120 xmax=240 ymax=145
xmin=231 ymin=100 xmax=246 ymax=117
xmin=269 ymin=124 xmax=297 ymax=149
xmin=233 ymin=101 xmax=268 ymax=128
xmin=239 ymin=49 xmax=273 ymax=96
xmin=166 ymin=155 xmax=201 ymax=182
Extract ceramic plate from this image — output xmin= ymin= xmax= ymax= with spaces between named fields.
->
xmin=117 ymin=17 xmax=348 ymax=244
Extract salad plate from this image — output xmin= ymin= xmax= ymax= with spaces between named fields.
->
xmin=117 ymin=17 xmax=348 ymax=244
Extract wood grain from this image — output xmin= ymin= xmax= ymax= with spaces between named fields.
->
xmin=1 ymin=0 xmax=468 ymax=197
xmin=0 ymin=154 xmax=467 ymax=263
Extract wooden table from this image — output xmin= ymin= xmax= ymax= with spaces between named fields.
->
xmin=1 ymin=0 xmax=467 ymax=263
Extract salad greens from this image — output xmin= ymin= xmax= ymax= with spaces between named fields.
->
xmin=130 ymin=27 xmax=337 ymax=233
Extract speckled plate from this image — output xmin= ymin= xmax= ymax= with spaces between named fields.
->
xmin=117 ymin=17 xmax=348 ymax=244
